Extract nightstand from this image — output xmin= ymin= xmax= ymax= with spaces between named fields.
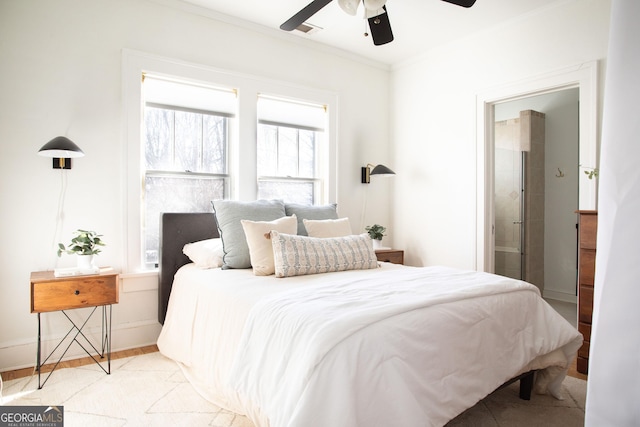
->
xmin=375 ymin=249 xmax=404 ymax=265
xmin=30 ymin=268 xmax=119 ymax=388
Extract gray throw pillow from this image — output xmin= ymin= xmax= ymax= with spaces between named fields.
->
xmin=212 ymin=199 xmax=286 ymax=269
xmin=284 ymin=203 xmax=338 ymax=236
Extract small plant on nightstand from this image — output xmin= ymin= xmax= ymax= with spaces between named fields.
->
xmin=365 ymin=224 xmax=386 ymax=249
xmin=365 ymin=224 xmax=386 ymax=240
xmin=58 ymin=229 xmax=105 ymax=269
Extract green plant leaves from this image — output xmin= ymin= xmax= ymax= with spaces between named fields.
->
xmin=57 ymin=229 xmax=105 ymax=257
xmin=365 ymin=224 xmax=386 ymax=240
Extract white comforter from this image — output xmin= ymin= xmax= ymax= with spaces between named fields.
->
xmin=158 ymin=263 xmax=582 ymax=427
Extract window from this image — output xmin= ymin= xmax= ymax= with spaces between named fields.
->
xmin=142 ymin=76 xmax=235 ymax=267
xmin=123 ymin=50 xmax=337 ymax=271
xmin=257 ymin=96 xmax=326 ymax=204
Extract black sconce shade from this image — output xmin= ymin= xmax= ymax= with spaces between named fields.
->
xmin=38 ymin=136 xmax=85 ymax=158
xmin=38 ymin=136 xmax=84 ymax=169
xmin=361 ymin=163 xmax=396 ymax=183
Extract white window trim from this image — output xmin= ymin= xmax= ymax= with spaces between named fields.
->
xmin=121 ymin=49 xmax=338 ymax=272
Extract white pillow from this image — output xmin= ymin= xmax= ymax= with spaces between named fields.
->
xmin=271 ymin=231 xmax=378 ymax=278
xmin=182 ymin=238 xmax=224 ymax=269
xmin=303 ymin=217 xmax=352 ymax=238
xmin=241 ymin=215 xmax=298 ymax=276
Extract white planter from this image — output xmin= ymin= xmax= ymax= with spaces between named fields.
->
xmin=372 ymin=239 xmax=383 ymax=249
xmin=76 ymin=254 xmax=94 ymax=269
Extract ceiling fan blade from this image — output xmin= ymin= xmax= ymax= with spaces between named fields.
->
xmin=280 ymin=0 xmax=334 ymax=31
xmin=368 ymin=6 xmax=393 ymax=46
xmin=441 ymin=0 xmax=477 ymax=7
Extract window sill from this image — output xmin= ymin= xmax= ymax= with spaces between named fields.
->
xmin=119 ymin=270 xmax=159 ymax=293
xmin=119 ymin=270 xmax=158 ymax=280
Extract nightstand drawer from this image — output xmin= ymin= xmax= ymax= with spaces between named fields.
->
xmin=375 ymin=249 xmax=404 ymax=265
xmin=31 ymin=274 xmax=118 ymax=313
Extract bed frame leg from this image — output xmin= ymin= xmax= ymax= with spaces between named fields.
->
xmin=519 ymin=371 xmax=534 ymax=400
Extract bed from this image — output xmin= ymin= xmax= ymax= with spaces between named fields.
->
xmin=157 ymin=210 xmax=583 ymax=427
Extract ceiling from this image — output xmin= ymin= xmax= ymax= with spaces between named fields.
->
xmin=179 ymin=0 xmax=567 ymax=66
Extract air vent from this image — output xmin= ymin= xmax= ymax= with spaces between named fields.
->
xmin=294 ymin=22 xmax=322 ymax=35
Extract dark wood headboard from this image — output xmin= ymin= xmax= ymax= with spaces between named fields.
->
xmin=158 ymin=212 xmax=218 ymax=324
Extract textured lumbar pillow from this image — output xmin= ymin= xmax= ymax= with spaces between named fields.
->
xmin=241 ymin=215 xmax=297 ymax=276
xmin=270 ymin=231 xmax=378 ymax=278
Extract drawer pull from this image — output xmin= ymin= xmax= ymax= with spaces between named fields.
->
xmin=75 ymin=290 xmax=80 ymax=295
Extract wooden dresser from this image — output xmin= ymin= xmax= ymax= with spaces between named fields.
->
xmin=577 ymin=210 xmax=597 ymax=374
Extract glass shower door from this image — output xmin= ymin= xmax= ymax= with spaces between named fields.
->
xmin=494 ymin=147 xmax=525 ymax=280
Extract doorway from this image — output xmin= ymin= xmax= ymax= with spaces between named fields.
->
xmin=493 ymin=91 xmax=579 ymax=298
xmin=475 ymin=61 xmax=599 ymax=302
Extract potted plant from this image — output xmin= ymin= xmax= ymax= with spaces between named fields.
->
xmin=58 ymin=229 xmax=105 ymax=269
xmin=365 ymin=224 xmax=386 ymax=249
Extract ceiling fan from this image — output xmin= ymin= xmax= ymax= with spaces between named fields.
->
xmin=280 ymin=0 xmax=477 ymax=46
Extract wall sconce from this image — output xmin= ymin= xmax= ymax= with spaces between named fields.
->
xmin=361 ymin=163 xmax=395 ymax=183
xmin=38 ymin=136 xmax=85 ymax=169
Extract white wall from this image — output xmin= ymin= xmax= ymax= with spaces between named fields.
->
xmin=0 ymin=0 xmax=391 ymax=371
xmin=391 ymin=0 xmax=610 ymax=269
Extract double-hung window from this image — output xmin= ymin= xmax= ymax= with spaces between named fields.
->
xmin=257 ymin=95 xmax=326 ymax=204
xmin=142 ymin=76 xmax=235 ymax=268
xmin=124 ymin=51 xmax=337 ymax=271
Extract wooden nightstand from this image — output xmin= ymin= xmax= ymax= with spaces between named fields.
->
xmin=30 ymin=268 xmax=119 ymax=388
xmin=375 ymin=249 xmax=404 ymax=265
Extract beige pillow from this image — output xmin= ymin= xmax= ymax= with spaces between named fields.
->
xmin=303 ymin=217 xmax=352 ymax=238
xmin=241 ymin=215 xmax=297 ymax=276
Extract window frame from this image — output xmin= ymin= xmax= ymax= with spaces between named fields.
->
xmin=122 ymin=49 xmax=338 ymax=272
xmin=144 ymin=101 xmax=232 ymax=176
xmin=257 ymin=118 xmax=325 ymax=204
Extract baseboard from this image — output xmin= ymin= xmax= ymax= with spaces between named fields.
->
xmin=0 ymin=321 xmax=161 ymax=372
xmin=543 ymin=289 xmax=577 ymax=303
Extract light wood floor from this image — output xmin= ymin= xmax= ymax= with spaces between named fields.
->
xmin=0 ymin=345 xmax=159 ymax=382
xmin=567 ymin=357 xmax=588 ymax=381
xmin=1 ymin=344 xmax=586 ymax=383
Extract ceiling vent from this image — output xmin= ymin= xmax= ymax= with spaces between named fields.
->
xmin=294 ymin=22 xmax=322 ymax=35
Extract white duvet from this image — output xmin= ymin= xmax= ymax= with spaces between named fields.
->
xmin=158 ymin=263 xmax=582 ymax=427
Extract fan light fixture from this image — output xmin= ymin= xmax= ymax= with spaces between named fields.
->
xmin=338 ymin=0 xmax=359 ymax=15
xmin=339 ymin=0 xmax=387 ymax=16
xmin=365 ymin=8 xmax=385 ymax=19
xmin=38 ymin=136 xmax=85 ymax=169
xmin=361 ymin=163 xmax=396 ymax=184
xmin=363 ymin=0 xmax=386 ymax=9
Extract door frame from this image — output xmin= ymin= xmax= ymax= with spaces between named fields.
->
xmin=475 ymin=61 xmax=599 ymax=273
